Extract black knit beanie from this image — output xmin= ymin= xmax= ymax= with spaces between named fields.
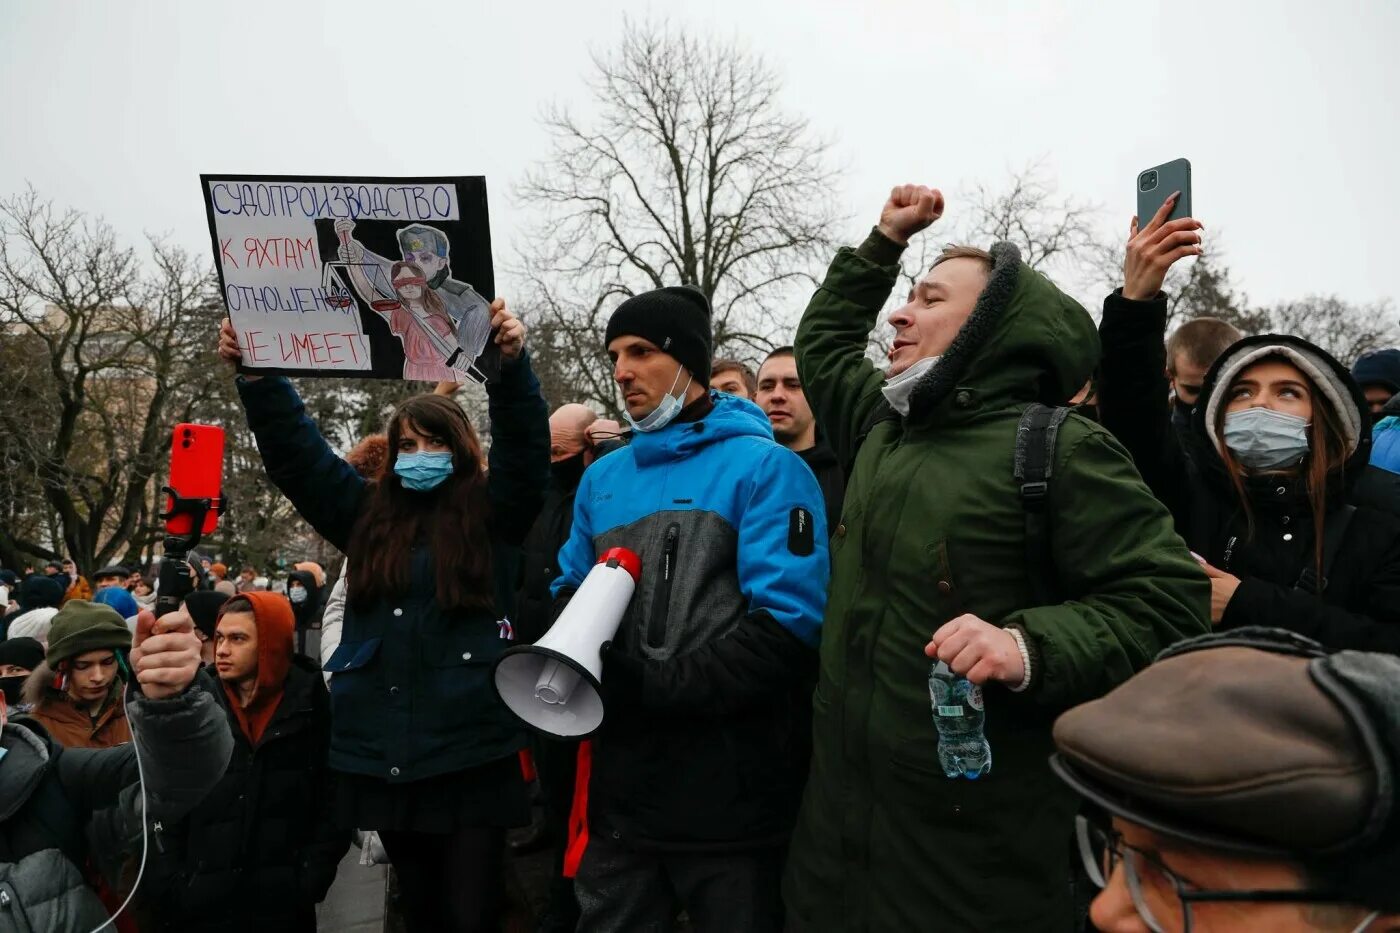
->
xmin=604 ymin=286 xmax=714 ymax=385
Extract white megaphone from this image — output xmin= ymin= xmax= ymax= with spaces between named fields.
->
xmin=492 ymin=547 xmax=641 ymax=738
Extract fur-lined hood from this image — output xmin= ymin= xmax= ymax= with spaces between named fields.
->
xmin=22 ymin=659 xmax=61 ymax=707
xmin=904 ymin=241 xmax=1099 ymax=421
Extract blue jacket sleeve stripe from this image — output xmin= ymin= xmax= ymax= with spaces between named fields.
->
xmin=736 ymin=447 xmax=830 ymax=647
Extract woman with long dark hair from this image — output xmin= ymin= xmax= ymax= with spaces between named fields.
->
xmin=1098 ymin=199 xmax=1400 ymax=652
xmin=217 ymin=300 xmax=549 ymax=932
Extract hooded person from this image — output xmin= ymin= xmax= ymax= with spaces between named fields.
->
xmin=783 ymin=185 xmax=1209 ymax=932
xmin=0 ymin=635 xmax=46 ymax=708
xmin=1098 ymin=200 xmax=1400 ymax=649
xmin=1352 ymin=348 xmax=1400 ymax=422
xmin=24 ymin=600 xmax=134 ymax=748
xmin=141 ymin=592 xmax=347 ymax=932
xmin=1053 ymin=628 xmax=1400 ymax=932
xmin=285 ymin=567 xmax=323 ymax=654
xmin=1099 ymin=326 xmax=1400 ymax=651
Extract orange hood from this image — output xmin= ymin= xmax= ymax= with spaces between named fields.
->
xmin=220 ymin=590 xmax=295 ymax=745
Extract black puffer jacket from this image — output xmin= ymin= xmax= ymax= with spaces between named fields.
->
xmin=142 ymin=656 xmax=347 ymax=932
xmin=1099 ymin=293 xmax=1400 ymax=652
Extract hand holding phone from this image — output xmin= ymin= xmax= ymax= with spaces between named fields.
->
xmin=1123 ymin=159 xmax=1203 ymax=301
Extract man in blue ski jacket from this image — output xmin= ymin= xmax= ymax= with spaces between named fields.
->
xmin=553 ymin=285 xmax=829 ymax=933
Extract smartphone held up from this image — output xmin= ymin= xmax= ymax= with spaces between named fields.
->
xmin=1137 ymin=158 xmax=1192 ymax=226
xmin=157 ymin=423 xmax=226 ymax=615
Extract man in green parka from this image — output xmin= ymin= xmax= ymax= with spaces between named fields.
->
xmin=783 ymin=184 xmax=1210 ymax=932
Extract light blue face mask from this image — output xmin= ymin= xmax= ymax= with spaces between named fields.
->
xmin=394 ymin=451 xmax=455 ymax=491
xmin=1222 ymin=407 xmax=1311 ymax=470
xmin=625 ymin=365 xmax=693 ymax=433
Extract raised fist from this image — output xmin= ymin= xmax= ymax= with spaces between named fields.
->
xmin=878 ymin=184 xmax=945 ymax=246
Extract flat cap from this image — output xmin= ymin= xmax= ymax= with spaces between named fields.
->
xmin=1052 ymin=630 xmax=1396 ymax=858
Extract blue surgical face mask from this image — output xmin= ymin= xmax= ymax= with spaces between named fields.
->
xmin=1222 ymin=407 xmax=1311 ymax=470
xmin=394 ymin=451 xmax=455 ymax=491
xmin=625 ymin=366 xmax=693 ymax=433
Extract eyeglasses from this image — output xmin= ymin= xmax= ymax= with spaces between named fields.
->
xmin=1074 ymin=815 xmax=1376 ymax=933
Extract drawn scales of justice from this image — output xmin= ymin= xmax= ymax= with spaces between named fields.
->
xmin=321 ymin=229 xmax=477 ymax=375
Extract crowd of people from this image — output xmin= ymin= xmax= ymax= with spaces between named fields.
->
xmin=3 ymin=184 xmax=1400 ymax=932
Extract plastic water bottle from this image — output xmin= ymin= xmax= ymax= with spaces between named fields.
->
xmin=929 ymin=661 xmax=992 ymax=779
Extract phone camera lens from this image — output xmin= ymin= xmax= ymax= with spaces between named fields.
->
xmin=181 ymin=440 xmax=191 ymax=449
xmin=1140 ymin=171 xmax=1158 ymax=192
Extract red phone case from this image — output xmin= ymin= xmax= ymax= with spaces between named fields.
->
xmin=166 ymin=424 xmax=225 ymax=536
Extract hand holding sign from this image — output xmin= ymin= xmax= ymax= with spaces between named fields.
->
xmin=131 ymin=608 xmax=203 ymax=700
xmin=218 ymin=318 xmax=261 ymax=381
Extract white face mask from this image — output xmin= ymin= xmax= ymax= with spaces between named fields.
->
xmin=882 ymin=356 xmax=941 ymax=417
xmin=289 ymin=587 xmax=308 ymax=604
xmin=625 ymin=365 xmax=694 ymax=433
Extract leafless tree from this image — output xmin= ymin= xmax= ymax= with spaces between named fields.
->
xmin=514 ymin=20 xmax=845 ymax=412
xmin=0 ymin=188 xmax=219 ymax=573
xmin=1258 ymin=296 xmax=1398 ymax=365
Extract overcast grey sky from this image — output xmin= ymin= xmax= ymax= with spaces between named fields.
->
xmin=2 ymin=0 xmax=1396 ymax=313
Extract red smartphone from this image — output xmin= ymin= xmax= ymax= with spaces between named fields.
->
xmin=165 ymin=424 xmax=225 ymax=536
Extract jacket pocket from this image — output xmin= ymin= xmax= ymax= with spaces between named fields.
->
xmin=325 ymin=639 xmax=385 ymax=761
xmin=323 ymin=637 xmax=383 ymax=674
xmin=923 ymin=539 xmax=963 ymax=614
xmin=647 ymin=523 xmax=680 ymax=648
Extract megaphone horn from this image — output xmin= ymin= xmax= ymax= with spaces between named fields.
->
xmin=491 ymin=547 xmax=642 ymax=738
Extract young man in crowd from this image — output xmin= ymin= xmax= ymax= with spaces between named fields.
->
xmin=236 ymin=565 xmax=257 ymax=593
xmin=709 ymin=357 xmax=757 ymax=399
xmin=755 ymin=346 xmax=845 ymax=523
xmin=554 ymin=285 xmax=829 ymax=932
xmin=24 ymin=600 xmax=135 ymax=748
xmin=1165 ymin=318 xmax=1242 ymax=426
xmin=784 ymin=184 xmax=1208 ymax=931
xmin=143 ymin=592 xmax=346 ymax=932
xmin=1053 ymin=629 xmax=1400 ymax=933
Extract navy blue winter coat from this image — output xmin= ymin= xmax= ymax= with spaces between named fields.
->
xmin=236 ymin=355 xmax=550 ymax=782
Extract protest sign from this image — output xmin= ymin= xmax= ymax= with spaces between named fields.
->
xmin=201 ymin=174 xmax=500 ymax=382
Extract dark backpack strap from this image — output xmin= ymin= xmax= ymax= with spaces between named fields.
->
xmin=1294 ymin=504 xmax=1357 ymax=595
xmin=1014 ymin=404 xmax=1072 ymax=606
